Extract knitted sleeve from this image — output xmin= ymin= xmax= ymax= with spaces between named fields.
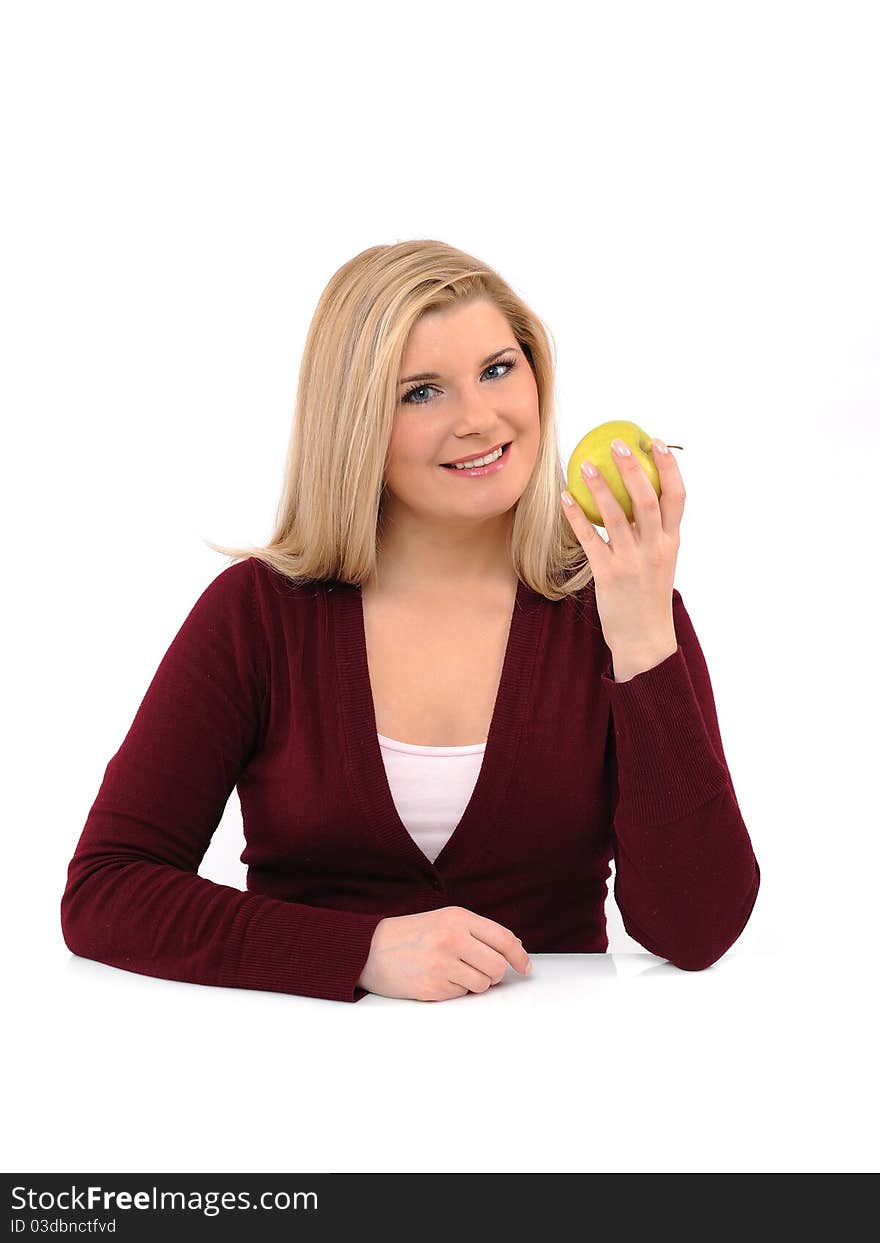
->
xmin=60 ymin=559 xmax=385 ymax=1002
xmin=600 ymin=588 xmax=761 ymax=970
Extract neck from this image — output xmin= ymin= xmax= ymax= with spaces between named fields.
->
xmin=368 ymin=506 xmax=517 ymax=596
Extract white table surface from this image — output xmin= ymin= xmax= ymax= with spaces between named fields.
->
xmin=9 ymin=933 xmax=874 ymax=1175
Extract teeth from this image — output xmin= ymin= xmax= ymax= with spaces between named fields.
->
xmin=449 ymin=445 xmax=504 ymax=469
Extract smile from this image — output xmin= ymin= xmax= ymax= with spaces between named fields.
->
xmin=440 ymin=442 xmax=512 ymax=477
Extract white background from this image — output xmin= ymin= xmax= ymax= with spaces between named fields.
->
xmin=2 ymin=0 xmax=877 ymax=1174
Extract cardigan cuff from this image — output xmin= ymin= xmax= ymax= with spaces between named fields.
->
xmin=600 ymin=643 xmax=730 ymax=829
xmin=218 ymin=898 xmax=387 ymax=1003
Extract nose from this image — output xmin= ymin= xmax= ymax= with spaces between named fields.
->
xmin=449 ymin=382 xmax=504 ymax=432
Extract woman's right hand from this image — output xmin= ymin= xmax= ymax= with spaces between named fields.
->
xmin=356 ymin=906 xmax=532 ymax=1001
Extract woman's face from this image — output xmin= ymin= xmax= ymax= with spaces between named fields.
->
xmin=383 ymin=298 xmax=541 ymax=519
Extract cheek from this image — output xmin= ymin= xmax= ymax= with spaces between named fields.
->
xmin=514 ymin=371 xmax=540 ymax=416
xmin=386 ymin=424 xmax=433 ymax=474
xmin=387 ymin=419 xmax=416 ymax=456
xmin=513 ymin=392 xmax=541 ymax=440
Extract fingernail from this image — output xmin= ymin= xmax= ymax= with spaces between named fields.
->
xmin=611 ymin=438 xmax=631 ymax=457
xmin=653 ymin=438 xmax=669 ymax=454
xmin=581 ymin=460 xmax=599 ymax=478
xmin=561 ymin=490 xmax=574 ymax=507
xmin=525 ymin=960 xmax=533 ymax=974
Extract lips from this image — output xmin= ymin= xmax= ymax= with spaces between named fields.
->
xmin=440 ymin=441 xmax=510 ymax=468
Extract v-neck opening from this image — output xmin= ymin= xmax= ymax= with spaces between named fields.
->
xmin=333 ymin=575 xmax=546 ymax=881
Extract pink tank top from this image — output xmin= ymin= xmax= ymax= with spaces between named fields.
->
xmin=377 ymin=732 xmax=487 ymax=864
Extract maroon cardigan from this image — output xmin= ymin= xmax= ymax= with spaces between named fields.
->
xmin=61 ymin=557 xmax=760 ymax=1002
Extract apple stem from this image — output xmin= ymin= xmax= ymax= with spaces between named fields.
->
xmin=667 ymin=444 xmax=684 ymax=450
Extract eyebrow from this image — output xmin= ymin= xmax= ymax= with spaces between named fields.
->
xmin=398 ymin=346 xmax=519 ymax=386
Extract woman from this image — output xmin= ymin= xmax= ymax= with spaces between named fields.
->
xmin=60 ymin=239 xmax=760 ymax=1003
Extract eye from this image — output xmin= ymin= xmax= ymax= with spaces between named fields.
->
xmin=400 ymin=356 xmax=517 ymax=406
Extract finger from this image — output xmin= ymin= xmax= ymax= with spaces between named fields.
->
xmin=650 ymin=438 xmax=686 ymax=538
xmin=447 ymin=960 xmax=496 ymax=994
xmin=608 ymin=437 xmax=663 ymax=538
xmin=578 ymin=457 xmax=634 ymax=543
xmin=561 ymin=487 xmax=612 ymax=566
xmin=463 ymin=910 xmax=531 ymax=974
xmin=463 ymin=934 xmax=517 ymax=984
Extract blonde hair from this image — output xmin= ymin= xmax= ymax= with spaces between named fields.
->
xmin=205 ymin=239 xmax=594 ymax=602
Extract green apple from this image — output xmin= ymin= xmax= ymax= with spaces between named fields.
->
xmin=566 ymin=419 xmax=680 ymax=527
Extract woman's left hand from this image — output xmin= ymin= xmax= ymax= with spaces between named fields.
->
xmin=561 ymin=437 xmax=686 ymax=657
